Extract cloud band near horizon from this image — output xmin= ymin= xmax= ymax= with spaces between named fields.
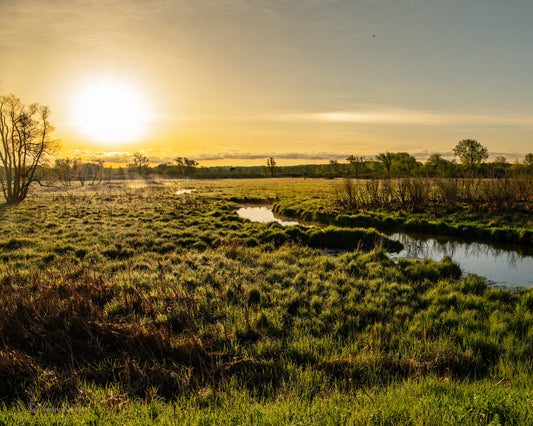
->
xmin=65 ymin=149 xmax=528 ymax=166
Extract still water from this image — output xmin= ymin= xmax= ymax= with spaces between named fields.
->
xmin=236 ymin=206 xmax=301 ymax=226
xmin=237 ymin=206 xmax=533 ymax=288
xmin=387 ymin=233 xmax=533 ymax=287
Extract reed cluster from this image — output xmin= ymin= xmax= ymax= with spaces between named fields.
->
xmin=335 ymin=176 xmax=533 ymax=214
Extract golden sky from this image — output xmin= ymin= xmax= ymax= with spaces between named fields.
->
xmin=1 ymin=0 xmax=533 ymax=166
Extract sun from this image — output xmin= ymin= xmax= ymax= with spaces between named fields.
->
xmin=73 ymin=77 xmax=149 ymax=145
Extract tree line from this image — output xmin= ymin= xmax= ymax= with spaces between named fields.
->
xmin=1 ymin=92 xmax=533 ymax=205
xmin=122 ymin=141 xmax=533 ymax=180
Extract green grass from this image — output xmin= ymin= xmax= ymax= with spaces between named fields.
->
xmin=2 ymin=376 xmax=533 ymax=425
xmin=272 ymin=177 xmax=533 ymax=246
xmin=0 ymin=178 xmax=532 ymax=424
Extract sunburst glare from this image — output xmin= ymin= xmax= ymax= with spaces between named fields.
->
xmin=73 ymin=77 xmax=150 ymax=145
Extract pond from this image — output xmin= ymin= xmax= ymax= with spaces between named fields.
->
xmin=237 ymin=206 xmax=533 ymax=288
xmin=175 ymin=189 xmax=195 ymax=195
xmin=236 ymin=206 xmax=301 ymax=226
xmin=386 ymin=233 xmax=533 ymax=288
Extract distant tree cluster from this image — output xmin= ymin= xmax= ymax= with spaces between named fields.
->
xmin=123 ymin=144 xmax=533 ymax=180
xmin=174 ymin=157 xmax=199 ymax=176
xmin=54 ymin=158 xmax=107 ymax=186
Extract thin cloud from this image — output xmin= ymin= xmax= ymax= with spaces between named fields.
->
xmin=191 ymin=151 xmax=349 ymax=161
xmin=66 ymin=149 xmax=134 ymax=164
xmin=0 ymin=0 xmax=274 ymax=47
xmin=65 ymin=149 xmax=352 ymax=164
xmin=63 ymin=147 xmax=528 ymax=165
xmin=280 ymin=109 xmax=533 ymax=127
xmin=0 ymin=0 xmax=160 ymax=47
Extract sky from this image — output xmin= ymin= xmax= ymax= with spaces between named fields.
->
xmin=1 ymin=0 xmax=533 ymax=166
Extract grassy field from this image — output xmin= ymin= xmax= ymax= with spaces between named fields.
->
xmin=1 ymin=178 xmax=533 ymax=424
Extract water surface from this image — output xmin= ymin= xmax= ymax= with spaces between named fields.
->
xmin=236 ymin=206 xmax=300 ymax=226
xmin=387 ymin=233 xmax=533 ymax=287
xmin=175 ymin=189 xmax=195 ymax=195
xmin=237 ymin=206 xmax=533 ymax=288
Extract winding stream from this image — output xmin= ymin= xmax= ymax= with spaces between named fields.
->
xmin=237 ymin=206 xmax=533 ymax=288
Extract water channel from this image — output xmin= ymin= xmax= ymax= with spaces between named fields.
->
xmin=236 ymin=206 xmax=533 ymax=288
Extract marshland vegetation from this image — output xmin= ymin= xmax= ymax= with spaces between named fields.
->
xmin=0 ymin=178 xmax=532 ymax=424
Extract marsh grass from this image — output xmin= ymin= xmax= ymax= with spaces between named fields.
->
xmin=334 ymin=176 xmax=533 ymax=214
xmin=274 ymin=177 xmax=533 ymax=246
xmin=0 ymin=179 xmax=532 ymax=423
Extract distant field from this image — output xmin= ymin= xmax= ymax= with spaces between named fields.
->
xmin=1 ymin=179 xmax=532 ymax=424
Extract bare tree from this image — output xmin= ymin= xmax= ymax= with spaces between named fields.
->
xmin=72 ymin=158 xmax=89 ymax=186
xmin=55 ymin=157 xmax=73 ymax=186
xmin=0 ymin=94 xmax=55 ymax=204
xmin=265 ymin=157 xmax=277 ymax=177
xmin=130 ymin=152 xmax=150 ymax=176
xmin=91 ymin=160 xmax=105 ymax=185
